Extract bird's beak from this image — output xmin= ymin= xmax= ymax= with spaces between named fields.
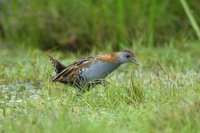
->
xmin=132 ymin=58 xmax=139 ymax=65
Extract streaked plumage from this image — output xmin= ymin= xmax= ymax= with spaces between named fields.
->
xmin=49 ymin=50 xmax=139 ymax=89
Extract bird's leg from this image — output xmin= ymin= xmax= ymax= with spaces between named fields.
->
xmin=76 ymin=79 xmax=110 ymax=94
xmin=96 ymin=79 xmax=110 ymax=86
xmin=85 ymin=79 xmax=110 ymax=88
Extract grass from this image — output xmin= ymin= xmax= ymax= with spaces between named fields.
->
xmin=180 ymin=0 xmax=200 ymax=40
xmin=1 ymin=0 xmax=200 ymax=50
xmin=1 ymin=1 xmax=200 ymax=132
xmin=148 ymin=0 xmax=157 ymax=47
xmin=0 ymin=42 xmax=200 ymax=132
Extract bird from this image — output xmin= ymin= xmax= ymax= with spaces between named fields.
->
xmin=48 ymin=50 xmax=139 ymax=89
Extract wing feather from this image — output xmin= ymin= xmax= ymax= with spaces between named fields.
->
xmin=52 ymin=56 xmax=95 ymax=85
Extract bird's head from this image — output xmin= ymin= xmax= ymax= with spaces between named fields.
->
xmin=118 ymin=50 xmax=139 ymax=65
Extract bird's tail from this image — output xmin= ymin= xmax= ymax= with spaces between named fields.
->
xmin=48 ymin=55 xmax=67 ymax=75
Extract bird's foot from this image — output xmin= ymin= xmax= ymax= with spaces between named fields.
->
xmin=85 ymin=79 xmax=110 ymax=88
xmin=76 ymin=79 xmax=110 ymax=94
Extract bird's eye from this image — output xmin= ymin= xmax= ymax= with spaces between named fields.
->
xmin=126 ymin=55 xmax=130 ymax=58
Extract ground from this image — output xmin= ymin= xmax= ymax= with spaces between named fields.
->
xmin=0 ymin=42 xmax=200 ymax=133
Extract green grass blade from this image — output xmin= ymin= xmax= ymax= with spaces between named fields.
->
xmin=148 ymin=0 xmax=158 ymax=47
xmin=180 ymin=0 xmax=200 ymax=40
xmin=117 ymin=0 xmax=126 ymax=45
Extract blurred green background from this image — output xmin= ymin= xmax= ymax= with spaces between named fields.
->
xmin=0 ymin=0 xmax=199 ymax=52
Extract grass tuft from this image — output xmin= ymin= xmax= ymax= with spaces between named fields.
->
xmin=0 ymin=43 xmax=200 ymax=132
